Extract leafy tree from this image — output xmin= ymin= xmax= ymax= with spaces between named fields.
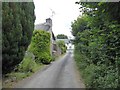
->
xmin=56 ymin=34 xmax=68 ymax=39
xmin=2 ymin=2 xmax=36 ymax=74
xmin=71 ymin=15 xmax=89 ymax=36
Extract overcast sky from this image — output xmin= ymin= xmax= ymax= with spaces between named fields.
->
xmin=33 ymin=0 xmax=81 ymax=38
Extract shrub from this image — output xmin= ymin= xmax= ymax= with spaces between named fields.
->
xmin=57 ymin=40 xmax=67 ymax=54
xmin=28 ymin=30 xmax=52 ymax=64
xmin=18 ymin=51 xmax=38 ymax=73
xmin=40 ymin=52 xmax=52 ymax=64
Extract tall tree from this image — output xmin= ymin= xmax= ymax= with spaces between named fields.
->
xmin=2 ymin=2 xmax=36 ymax=74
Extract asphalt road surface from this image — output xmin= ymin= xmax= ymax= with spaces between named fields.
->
xmin=15 ymin=51 xmax=85 ymax=88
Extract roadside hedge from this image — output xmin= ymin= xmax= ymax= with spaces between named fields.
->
xmin=28 ymin=30 xmax=52 ymax=64
xmin=57 ymin=40 xmax=67 ymax=54
xmin=72 ymin=2 xmax=120 ymax=88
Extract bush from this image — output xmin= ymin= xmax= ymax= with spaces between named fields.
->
xmin=18 ymin=51 xmax=39 ymax=73
xmin=28 ymin=30 xmax=52 ymax=64
xmin=57 ymin=40 xmax=67 ymax=54
xmin=40 ymin=52 xmax=52 ymax=64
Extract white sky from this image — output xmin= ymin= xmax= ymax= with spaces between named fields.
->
xmin=33 ymin=0 xmax=81 ymax=38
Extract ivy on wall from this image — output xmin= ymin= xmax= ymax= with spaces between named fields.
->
xmin=28 ymin=30 xmax=52 ymax=64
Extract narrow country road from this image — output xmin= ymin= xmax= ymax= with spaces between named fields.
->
xmin=14 ymin=50 xmax=85 ymax=88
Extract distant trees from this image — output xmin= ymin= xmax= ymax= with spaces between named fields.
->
xmin=56 ymin=34 xmax=68 ymax=53
xmin=57 ymin=40 xmax=67 ymax=54
xmin=2 ymin=2 xmax=36 ymax=74
xmin=56 ymin=34 xmax=68 ymax=39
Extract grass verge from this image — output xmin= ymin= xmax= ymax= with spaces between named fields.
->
xmin=3 ymin=51 xmax=65 ymax=88
xmin=3 ymin=64 xmax=43 ymax=88
xmin=2 ymin=51 xmax=44 ymax=88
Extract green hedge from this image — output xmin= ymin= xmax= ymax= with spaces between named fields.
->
xmin=72 ymin=18 xmax=119 ymax=88
xmin=57 ymin=40 xmax=67 ymax=54
xmin=72 ymin=2 xmax=120 ymax=88
xmin=74 ymin=49 xmax=118 ymax=88
xmin=28 ymin=30 xmax=52 ymax=64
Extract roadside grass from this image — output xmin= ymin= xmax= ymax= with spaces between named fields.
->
xmin=3 ymin=65 xmax=43 ymax=88
xmin=74 ymin=51 xmax=100 ymax=87
xmin=0 ymin=80 xmax=2 ymax=89
xmin=3 ymin=51 xmax=65 ymax=88
xmin=74 ymin=51 xmax=87 ymax=83
xmin=3 ymin=72 xmax=32 ymax=88
xmin=3 ymin=51 xmax=44 ymax=88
